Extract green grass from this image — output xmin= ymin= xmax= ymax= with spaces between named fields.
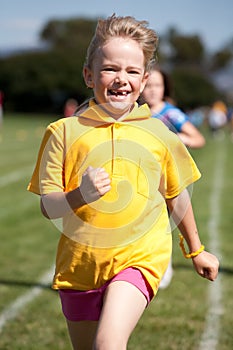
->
xmin=0 ymin=116 xmax=232 ymax=349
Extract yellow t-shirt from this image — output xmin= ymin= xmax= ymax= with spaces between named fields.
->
xmin=28 ymin=100 xmax=201 ymax=295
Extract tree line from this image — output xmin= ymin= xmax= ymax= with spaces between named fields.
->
xmin=0 ymin=17 xmax=232 ymax=114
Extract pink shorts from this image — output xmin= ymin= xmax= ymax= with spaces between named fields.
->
xmin=58 ymin=268 xmax=153 ymax=321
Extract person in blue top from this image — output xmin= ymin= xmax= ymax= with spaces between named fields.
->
xmin=140 ymin=64 xmax=206 ymax=288
xmin=140 ymin=63 xmax=205 ymax=149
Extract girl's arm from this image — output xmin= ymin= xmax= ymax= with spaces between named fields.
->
xmin=40 ymin=166 xmax=111 ymax=219
xmin=166 ymin=189 xmax=219 ymax=281
xmin=178 ymin=121 xmax=206 ymax=149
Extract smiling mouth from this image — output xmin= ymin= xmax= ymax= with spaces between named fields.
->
xmin=109 ymin=90 xmax=129 ymax=96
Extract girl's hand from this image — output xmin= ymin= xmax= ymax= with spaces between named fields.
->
xmin=79 ymin=166 xmax=111 ymax=204
xmin=192 ymin=251 xmax=219 ymax=281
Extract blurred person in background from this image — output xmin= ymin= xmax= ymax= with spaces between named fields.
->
xmin=64 ymin=98 xmax=79 ymax=117
xmin=140 ymin=64 xmax=206 ymax=288
xmin=208 ymin=100 xmax=228 ymax=139
xmin=140 ymin=64 xmax=206 ymax=148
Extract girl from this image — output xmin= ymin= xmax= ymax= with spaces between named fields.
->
xmin=28 ymin=14 xmax=219 ymax=350
xmin=140 ymin=64 xmax=206 ymax=148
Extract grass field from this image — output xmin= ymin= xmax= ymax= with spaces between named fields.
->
xmin=0 ymin=114 xmax=232 ymax=350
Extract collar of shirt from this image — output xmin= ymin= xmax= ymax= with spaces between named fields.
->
xmin=79 ymin=99 xmax=151 ymax=123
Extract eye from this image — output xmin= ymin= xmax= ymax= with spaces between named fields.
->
xmin=128 ymin=69 xmax=141 ymax=75
xmin=102 ymin=67 xmax=116 ymax=72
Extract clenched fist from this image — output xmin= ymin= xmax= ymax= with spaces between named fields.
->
xmin=79 ymin=166 xmax=111 ymax=204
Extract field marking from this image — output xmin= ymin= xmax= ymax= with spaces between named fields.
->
xmin=0 ymin=266 xmax=54 ymax=334
xmin=0 ymin=166 xmax=33 ymax=188
xmin=0 ymin=165 xmax=37 ymax=220
xmin=198 ymin=142 xmax=225 ymax=350
xmin=0 ymin=165 xmax=55 ymax=334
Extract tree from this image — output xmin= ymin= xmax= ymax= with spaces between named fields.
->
xmin=40 ymin=18 xmax=97 ymax=52
xmin=0 ymin=18 xmax=97 ymax=113
xmin=210 ymin=48 xmax=232 ymax=71
xmin=157 ymin=27 xmax=228 ymax=109
xmin=166 ymin=27 xmax=205 ymax=65
xmin=171 ymin=68 xmax=220 ymax=110
xmin=0 ymin=18 xmax=231 ymax=113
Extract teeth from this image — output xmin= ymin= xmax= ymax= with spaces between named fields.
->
xmin=111 ymin=91 xmax=128 ymax=96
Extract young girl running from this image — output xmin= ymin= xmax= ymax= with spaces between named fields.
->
xmin=28 ymin=14 xmax=219 ymax=350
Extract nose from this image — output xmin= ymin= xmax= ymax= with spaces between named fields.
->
xmin=114 ymin=72 xmax=127 ymax=85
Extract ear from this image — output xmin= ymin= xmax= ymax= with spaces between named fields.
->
xmin=140 ymin=72 xmax=149 ymax=93
xmin=83 ymin=66 xmax=95 ymax=88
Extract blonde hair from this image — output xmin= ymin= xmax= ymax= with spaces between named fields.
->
xmin=85 ymin=14 xmax=158 ymax=72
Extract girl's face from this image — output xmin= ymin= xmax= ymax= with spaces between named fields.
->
xmin=141 ymin=70 xmax=165 ymax=108
xmin=83 ymin=37 xmax=148 ymax=119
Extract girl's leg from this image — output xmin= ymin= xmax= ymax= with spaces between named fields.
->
xmin=94 ymin=281 xmax=147 ymax=350
xmin=159 ymin=258 xmax=173 ymax=289
xmin=66 ymin=319 xmax=98 ymax=350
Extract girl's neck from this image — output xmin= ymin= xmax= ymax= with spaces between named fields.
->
xmin=150 ymin=101 xmax=165 ymax=115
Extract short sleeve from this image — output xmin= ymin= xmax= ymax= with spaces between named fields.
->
xmin=160 ymin=133 xmax=201 ymax=199
xmin=27 ymin=122 xmax=65 ymax=195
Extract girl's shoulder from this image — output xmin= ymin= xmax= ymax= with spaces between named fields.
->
xmin=161 ymin=102 xmax=183 ymax=114
xmin=46 ymin=115 xmax=82 ymax=133
xmin=160 ymin=102 xmax=188 ymax=129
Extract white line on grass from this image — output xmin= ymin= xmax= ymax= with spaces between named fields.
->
xmin=0 ymin=166 xmax=54 ymax=333
xmin=0 ymin=266 xmax=54 ymax=334
xmin=199 ymin=142 xmax=225 ymax=350
xmin=0 ymin=165 xmax=38 ymax=220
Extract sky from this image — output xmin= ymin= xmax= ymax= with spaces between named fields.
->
xmin=1 ymin=0 xmax=233 ymax=53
